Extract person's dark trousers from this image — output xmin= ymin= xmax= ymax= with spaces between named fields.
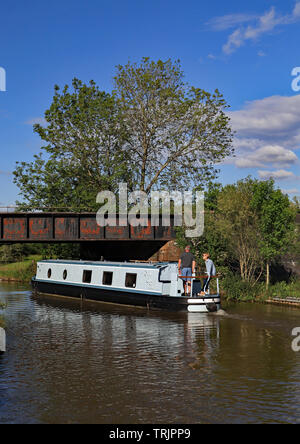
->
xmin=202 ymin=277 xmax=211 ymax=293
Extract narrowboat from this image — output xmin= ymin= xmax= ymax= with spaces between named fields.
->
xmin=32 ymin=260 xmax=221 ymax=313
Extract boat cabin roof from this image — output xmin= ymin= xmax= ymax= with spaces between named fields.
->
xmin=39 ymin=260 xmax=175 ymax=270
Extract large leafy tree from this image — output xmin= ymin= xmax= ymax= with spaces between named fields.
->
xmin=251 ymin=179 xmax=297 ymax=287
xmin=216 ymin=178 xmax=264 ymax=283
xmin=176 ymin=177 xmax=297 ymax=287
xmin=14 ymin=58 xmax=234 ymax=211
xmin=114 ymin=58 xmax=234 ymax=193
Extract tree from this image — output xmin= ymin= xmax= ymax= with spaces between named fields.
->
xmin=14 ymin=59 xmax=234 ymax=212
xmin=292 ymin=196 xmax=300 ymax=212
xmin=204 ymin=182 xmax=223 ymax=211
xmin=114 ymin=58 xmax=234 ymax=193
xmin=176 ymin=182 xmax=229 ymax=269
xmin=13 ymin=79 xmax=131 ymax=211
xmin=216 ymin=178 xmax=264 ymax=284
xmin=251 ymin=179 xmax=297 ymax=288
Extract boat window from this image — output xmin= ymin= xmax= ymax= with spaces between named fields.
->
xmin=47 ymin=269 xmax=52 ymax=279
xmin=63 ymin=270 xmax=67 ymax=280
xmin=102 ymin=271 xmax=113 ymax=286
xmin=82 ymin=270 xmax=92 ymax=283
xmin=125 ymin=273 xmax=137 ymax=288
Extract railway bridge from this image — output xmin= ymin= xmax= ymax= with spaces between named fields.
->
xmin=0 ymin=212 xmax=180 ymax=261
xmin=1 ymin=211 xmax=299 ymax=267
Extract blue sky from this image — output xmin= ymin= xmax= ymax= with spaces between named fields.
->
xmin=0 ymin=0 xmax=300 ymax=206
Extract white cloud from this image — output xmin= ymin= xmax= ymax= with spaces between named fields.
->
xmin=235 ymin=145 xmax=298 ymax=169
xmin=206 ymin=13 xmax=257 ymax=31
xmin=258 ymin=169 xmax=299 ymax=180
xmin=228 ymin=95 xmax=300 ymax=153
xmin=293 ymin=2 xmax=300 ymax=17
xmin=208 ymin=2 xmax=300 ymax=55
xmin=225 ymin=94 xmax=300 ymax=176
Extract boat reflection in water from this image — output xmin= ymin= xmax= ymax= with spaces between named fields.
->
xmin=3 ymin=286 xmax=300 ymax=424
xmin=32 ymin=293 xmax=220 ymax=363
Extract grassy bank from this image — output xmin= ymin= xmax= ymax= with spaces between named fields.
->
xmin=0 ymin=255 xmax=39 ymax=283
xmin=221 ymin=273 xmax=300 ymax=302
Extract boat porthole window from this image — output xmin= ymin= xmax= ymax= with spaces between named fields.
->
xmin=63 ymin=270 xmax=67 ymax=280
xmin=47 ymin=269 xmax=52 ymax=279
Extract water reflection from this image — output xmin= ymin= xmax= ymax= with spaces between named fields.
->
xmin=0 ymin=286 xmax=300 ymax=423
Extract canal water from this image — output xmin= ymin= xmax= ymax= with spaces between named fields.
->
xmin=0 ymin=282 xmax=300 ymax=424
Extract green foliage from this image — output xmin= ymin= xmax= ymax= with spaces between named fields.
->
xmin=40 ymin=243 xmax=80 ymax=260
xmin=221 ymin=272 xmax=266 ymax=302
xmin=251 ymin=179 xmax=296 ymax=263
xmin=14 ymin=79 xmax=130 ymax=211
xmin=0 ymin=244 xmax=41 ymax=263
xmin=175 ymin=183 xmax=229 ymax=269
xmin=114 ymin=58 xmax=233 ymax=193
xmin=204 ymin=182 xmax=223 ymax=211
xmin=221 ymin=272 xmax=300 ymax=302
xmin=266 ymin=279 xmax=300 ymax=300
xmin=0 ymin=257 xmax=38 ymax=282
xmin=176 ymin=176 xmax=298 ymax=292
xmin=13 ymin=58 xmax=234 ymax=211
xmin=216 ymin=177 xmax=265 ymax=283
xmin=12 ymin=261 xmax=37 ymax=283
xmin=292 ymin=196 xmax=300 ymax=212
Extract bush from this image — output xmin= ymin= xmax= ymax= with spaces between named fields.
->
xmin=221 ymin=272 xmax=266 ymax=302
xmin=0 ymin=244 xmax=42 ymax=263
xmin=267 ymin=279 xmax=300 ymax=299
xmin=41 ymin=243 xmax=80 ymax=260
xmin=14 ymin=261 xmax=37 ymax=283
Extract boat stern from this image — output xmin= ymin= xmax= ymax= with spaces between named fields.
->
xmin=187 ymin=295 xmax=221 ymax=313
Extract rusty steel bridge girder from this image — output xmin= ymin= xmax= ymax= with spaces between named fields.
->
xmin=0 ymin=213 xmax=176 ymax=243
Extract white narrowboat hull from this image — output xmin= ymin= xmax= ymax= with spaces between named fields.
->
xmin=32 ymin=260 xmax=221 ymax=313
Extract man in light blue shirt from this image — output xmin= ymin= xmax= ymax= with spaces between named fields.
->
xmin=199 ymin=252 xmax=216 ymax=295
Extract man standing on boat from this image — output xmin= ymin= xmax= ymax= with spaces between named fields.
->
xmin=178 ymin=246 xmax=196 ymax=296
xmin=199 ymin=252 xmax=216 ymax=296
